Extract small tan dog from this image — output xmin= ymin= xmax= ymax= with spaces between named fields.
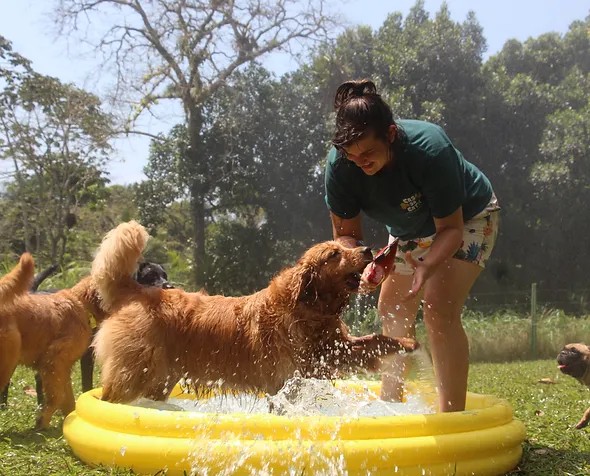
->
xmin=0 ymin=254 xmax=94 ymax=429
xmin=91 ymin=221 xmax=418 ymax=403
xmin=557 ymin=343 xmax=590 ymax=429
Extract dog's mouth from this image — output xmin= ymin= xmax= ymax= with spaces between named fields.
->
xmin=345 ymin=272 xmax=362 ymax=290
xmin=557 ymin=359 xmax=572 ymax=374
xmin=556 ymin=353 xmax=582 ymax=377
xmin=557 ymin=362 xmax=579 ymax=377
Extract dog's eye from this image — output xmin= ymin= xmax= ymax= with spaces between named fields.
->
xmin=327 ymin=250 xmax=340 ymax=260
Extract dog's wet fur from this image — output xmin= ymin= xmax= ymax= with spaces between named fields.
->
xmin=90 ymin=221 xmax=418 ymax=403
xmin=0 ymin=252 xmax=174 ymax=428
xmin=0 ymin=254 xmax=91 ymax=428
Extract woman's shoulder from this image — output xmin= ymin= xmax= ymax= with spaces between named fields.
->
xmin=398 ymin=119 xmax=449 ymax=141
xmin=397 ymin=119 xmax=452 ymax=158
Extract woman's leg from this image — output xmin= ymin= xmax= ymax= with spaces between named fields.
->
xmin=378 ymin=273 xmax=422 ymax=401
xmin=422 ymin=258 xmax=482 ymax=412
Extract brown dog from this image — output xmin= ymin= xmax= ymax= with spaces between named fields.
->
xmin=557 ymin=343 xmax=590 ymax=428
xmin=0 ymin=255 xmax=95 ymax=429
xmin=0 ymin=253 xmax=34 ymax=305
xmin=91 ymin=221 xmax=418 ymax=403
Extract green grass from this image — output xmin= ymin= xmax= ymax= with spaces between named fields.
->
xmin=2 ymin=359 xmax=590 ymax=475
xmin=0 ymin=366 xmax=133 ymax=476
xmin=468 ymin=360 xmax=590 ymax=475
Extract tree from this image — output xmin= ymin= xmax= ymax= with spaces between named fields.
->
xmin=374 ymin=1 xmax=487 ymax=155
xmin=476 ymin=14 xmax=590 ymax=293
xmin=54 ymin=0 xmax=339 ymax=286
xmin=137 ymin=65 xmax=332 ymax=293
xmin=0 ymin=36 xmax=113 ymax=265
xmin=530 ymin=68 xmax=590 ymax=288
xmin=135 ymin=124 xmax=188 ymax=234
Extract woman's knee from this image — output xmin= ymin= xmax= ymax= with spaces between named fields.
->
xmin=422 ymin=300 xmax=465 ymax=335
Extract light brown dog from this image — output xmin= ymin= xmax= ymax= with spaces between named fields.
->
xmin=0 ymin=253 xmax=34 ymax=305
xmin=91 ymin=221 xmax=418 ymax=403
xmin=0 ymin=255 xmax=94 ymax=429
xmin=557 ymin=343 xmax=590 ymax=429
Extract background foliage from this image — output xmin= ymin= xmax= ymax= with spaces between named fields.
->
xmin=1 ymin=2 xmax=589 ymax=306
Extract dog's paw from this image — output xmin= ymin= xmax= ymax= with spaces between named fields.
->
xmin=396 ymin=337 xmax=419 ymax=353
xmin=575 ymin=418 xmax=589 ymax=429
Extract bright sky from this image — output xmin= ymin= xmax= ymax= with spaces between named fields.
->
xmin=1 ymin=0 xmax=588 ymax=185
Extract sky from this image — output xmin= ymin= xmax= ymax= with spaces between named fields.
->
xmin=0 ymin=0 xmax=588 ymax=185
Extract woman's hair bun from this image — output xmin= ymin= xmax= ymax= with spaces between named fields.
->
xmin=333 ymin=79 xmax=378 ymax=110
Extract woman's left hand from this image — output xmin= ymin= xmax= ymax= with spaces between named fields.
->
xmin=402 ymin=207 xmax=464 ymax=300
xmin=403 ymin=251 xmax=435 ymax=300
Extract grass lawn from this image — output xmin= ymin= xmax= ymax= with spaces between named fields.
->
xmin=1 ymin=359 xmax=589 ymax=475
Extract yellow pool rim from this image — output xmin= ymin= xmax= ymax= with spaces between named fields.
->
xmin=63 ymin=381 xmax=526 ymax=476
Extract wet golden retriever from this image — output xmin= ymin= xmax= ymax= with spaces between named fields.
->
xmin=0 ymin=254 xmax=95 ymax=429
xmin=92 ymin=221 xmax=418 ymax=403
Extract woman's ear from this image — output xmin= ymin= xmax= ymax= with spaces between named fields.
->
xmin=388 ymin=124 xmax=397 ymax=143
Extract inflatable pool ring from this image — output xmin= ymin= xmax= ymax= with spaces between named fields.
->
xmin=63 ymin=381 xmax=525 ymax=475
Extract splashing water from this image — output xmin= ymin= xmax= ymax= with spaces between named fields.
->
xmin=121 ymin=350 xmax=441 ymax=476
xmin=129 ymin=350 xmax=437 ymax=417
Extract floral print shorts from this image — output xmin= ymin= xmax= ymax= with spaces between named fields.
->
xmin=391 ymin=195 xmax=500 ymax=275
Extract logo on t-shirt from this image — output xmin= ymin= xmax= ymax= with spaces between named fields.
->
xmin=400 ymin=193 xmax=423 ymax=212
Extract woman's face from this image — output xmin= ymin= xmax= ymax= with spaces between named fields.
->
xmin=340 ymin=125 xmax=396 ymax=175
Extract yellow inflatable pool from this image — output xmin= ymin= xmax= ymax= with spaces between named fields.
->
xmin=63 ymin=381 xmax=525 ymax=475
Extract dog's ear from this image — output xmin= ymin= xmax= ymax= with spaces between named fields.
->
xmin=133 ymin=262 xmax=144 ymax=279
xmin=288 ymin=266 xmax=318 ymax=306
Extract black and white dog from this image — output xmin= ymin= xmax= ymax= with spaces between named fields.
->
xmin=135 ymin=262 xmax=175 ymax=289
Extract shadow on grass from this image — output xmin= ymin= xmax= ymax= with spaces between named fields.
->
xmin=0 ymin=425 xmax=63 ymax=447
xmin=509 ymin=441 xmax=590 ymax=475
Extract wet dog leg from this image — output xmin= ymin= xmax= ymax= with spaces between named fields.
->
xmin=345 ymin=334 xmax=418 ymax=371
xmin=576 ymin=407 xmax=590 ymax=429
xmin=0 ymin=330 xmax=21 ymax=408
xmin=36 ymin=362 xmax=75 ymax=429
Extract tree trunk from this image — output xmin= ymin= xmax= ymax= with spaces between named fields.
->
xmin=187 ymin=104 xmax=206 ymax=288
xmin=189 ymin=180 xmax=206 ymax=287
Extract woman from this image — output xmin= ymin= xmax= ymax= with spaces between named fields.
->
xmin=324 ymin=79 xmax=499 ymax=412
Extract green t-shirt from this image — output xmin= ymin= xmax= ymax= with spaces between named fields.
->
xmin=324 ymin=119 xmax=493 ymax=240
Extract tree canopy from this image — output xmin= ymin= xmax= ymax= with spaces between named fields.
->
xmin=1 ymin=3 xmax=589 ymax=308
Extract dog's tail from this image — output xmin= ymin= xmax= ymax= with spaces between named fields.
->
xmin=30 ymin=263 xmax=59 ymax=292
xmin=0 ymin=253 xmax=35 ymax=305
xmin=91 ymin=220 xmax=150 ymax=311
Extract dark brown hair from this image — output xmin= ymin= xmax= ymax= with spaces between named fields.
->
xmin=331 ymin=79 xmax=395 ymax=148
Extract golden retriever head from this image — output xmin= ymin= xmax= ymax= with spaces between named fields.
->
xmin=279 ymin=241 xmax=373 ymax=313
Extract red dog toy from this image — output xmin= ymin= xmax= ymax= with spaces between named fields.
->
xmin=361 ymin=239 xmax=399 ymax=286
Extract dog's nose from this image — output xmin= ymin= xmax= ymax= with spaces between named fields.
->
xmin=362 ymin=247 xmax=373 ymax=260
